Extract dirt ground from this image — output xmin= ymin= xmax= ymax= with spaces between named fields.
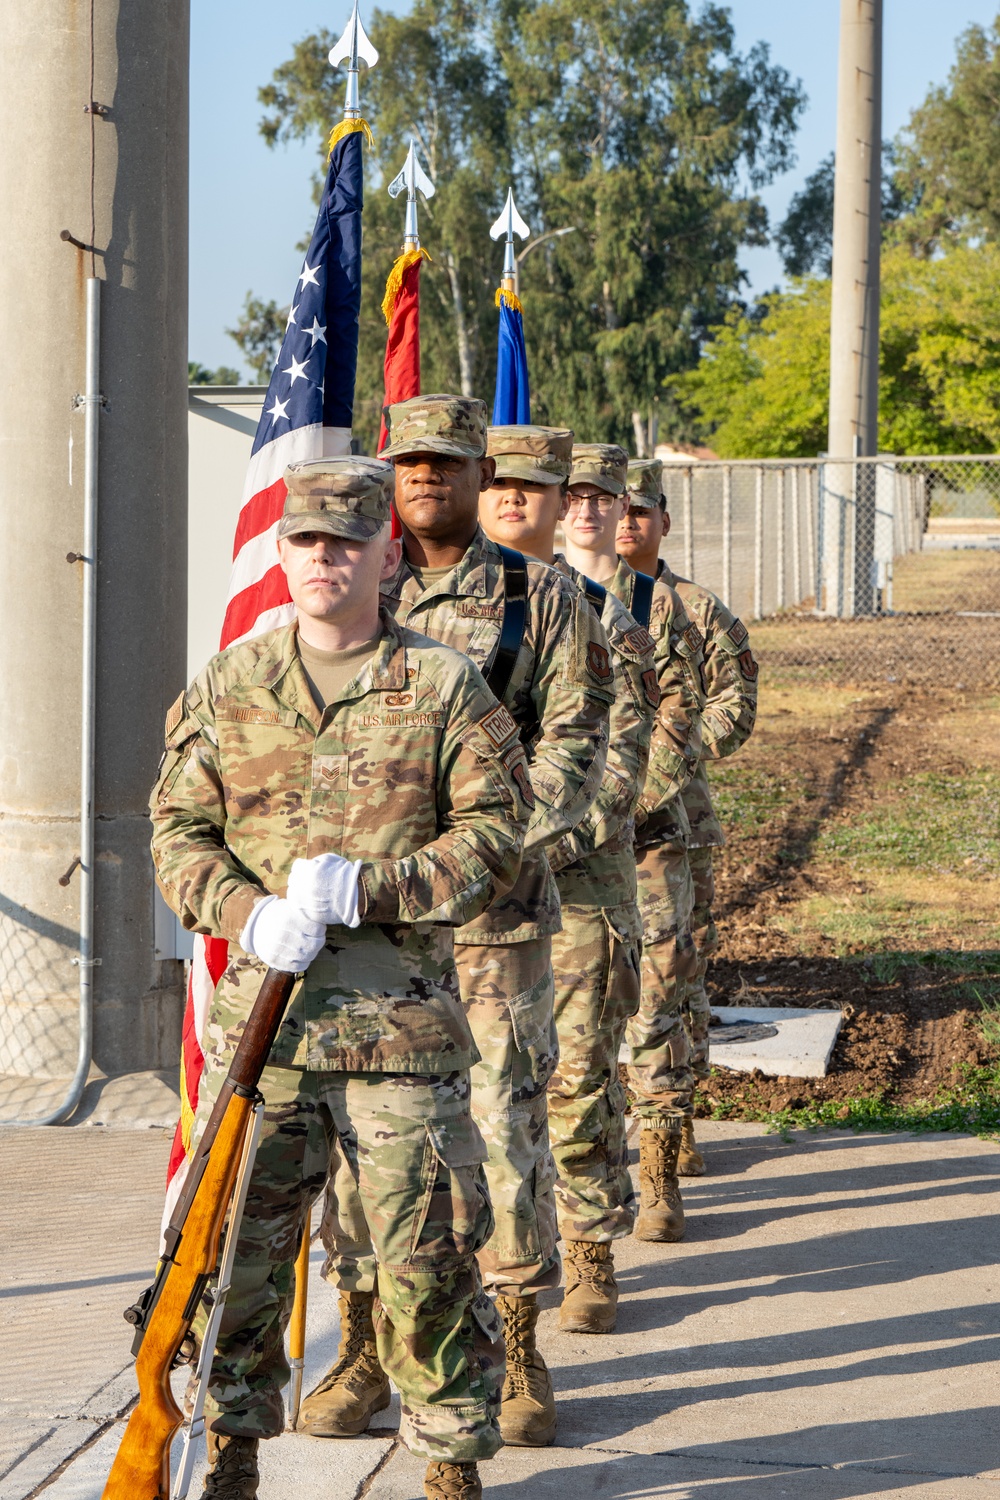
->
xmin=689 ymin=651 xmax=1000 ymax=1118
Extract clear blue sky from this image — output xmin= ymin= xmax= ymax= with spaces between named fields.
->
xmin=190 ymin=0 xmax=1000 ymax=378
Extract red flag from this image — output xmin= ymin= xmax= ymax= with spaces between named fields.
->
xmin=379 ymin=247 xmax=428 ymax=534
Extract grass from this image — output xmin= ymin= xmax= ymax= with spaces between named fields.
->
xmin=706 ymin=762 xmax=803 ymax=831
xmin=773 ymin=876 xmax=1000 ymax=955
xmin=815 ymin=771 xmax=1000 ymax=877
xmin=891 ymin=546 xmax=1000 ymax=614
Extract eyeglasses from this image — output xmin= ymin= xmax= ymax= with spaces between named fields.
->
xmin=566 ymin=493 xmax=618 ymax=513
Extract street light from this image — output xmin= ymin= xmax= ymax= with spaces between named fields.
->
xmin=514 ymin=224 xmax=577 ymax=300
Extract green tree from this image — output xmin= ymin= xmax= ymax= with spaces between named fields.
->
xmin=894 ymin=17 xmax=1000 ymax=254
xmin=671 ymin=242 xmax=1000 ymax=457
xmin=254 ymin=0 xmax=804 ymax=451
xmin=226 ymin=294 xmax=289 ymax=384
xmin=500 ymin=0 xmax=804 ymax=442
xmin=188 ymin=360 xmax=242 ymax=385
xmin=776 ymin=146 xmax=910 ymax=278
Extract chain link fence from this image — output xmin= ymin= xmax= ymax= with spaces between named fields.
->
xmin=661 ymin=457 xmax=1000 ymax=686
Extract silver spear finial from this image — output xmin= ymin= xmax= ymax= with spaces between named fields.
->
xmin=388 ymin=140 xmax=435 ymax=251
xmin=329 ymin=0 xmax=379 ymax=120
xmin=490 ymin=188 xmax=531 ymax=294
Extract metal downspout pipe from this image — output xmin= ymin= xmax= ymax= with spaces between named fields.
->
xmin=14 ymin=277 xmax=101 ymax=1125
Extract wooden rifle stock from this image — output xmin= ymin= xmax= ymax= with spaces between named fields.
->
xmin=102 ymin=967 xmax=298 ymax=1500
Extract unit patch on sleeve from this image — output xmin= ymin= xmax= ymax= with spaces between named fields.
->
xmin=738 ymin=649 xmax=759 ymax=681
xmin=728 ymin=618 xmax=749 ymax=648
xmin=683 ymin=623 xmax=705 ymax=654
xmin=502 ymin=744 xmax=536 ymax=809
xmin=480 ymin=702 xmax=519 ymax=748
xmin=641 ymin=669 xmax=661 ymax=709
xmin=587 ymin=642 xmax=613 ymax=682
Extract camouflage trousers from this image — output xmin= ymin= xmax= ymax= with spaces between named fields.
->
xmin=322 ymin=937 xmax=559 ymax=1298
xmin=686 ymin=846 xmax=718 ymax=1080
xmin=189 ymin=1062 xmax=503 ymax=1464
xmin=548 ymin=901 xmax=642 ymax=1242
xmin=626 ymin=842 xmax=697 ymax=1127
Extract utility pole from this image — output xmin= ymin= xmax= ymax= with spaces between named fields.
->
xmin=824 ymin=0 xmax=882 ymax=615
xmin=0 ymin=2 xmax=189 ymax=1112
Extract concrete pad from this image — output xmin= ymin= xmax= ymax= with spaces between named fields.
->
xmin=6 ymin=1119 xmax=1000 ymax=1500
xmin=709 ymin=1005 xmax=843 ymax=1078
xmin=538 ymin=1123 xmax=1000 ymax=1490
xmin=369 ymin=1441 xmax=1000 ymax=1499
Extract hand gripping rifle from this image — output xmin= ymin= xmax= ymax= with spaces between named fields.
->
xmin=102 ymin=967 xmax=298 ymax=1500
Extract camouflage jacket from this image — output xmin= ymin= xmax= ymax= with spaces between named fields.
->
xmin=609 ymin=559 xmax=706 ymax=853
xmin=150 ymin=612 xmax=532 ymax=1073
xmin=657 ymin=560 xmax=758 ymax=849
xmin=382 ymin=526 xmax=615 ymax=944
xmin=546 ymin=556 xmax=658 ymax=908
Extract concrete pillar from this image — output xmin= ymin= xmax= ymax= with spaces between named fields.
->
xmin=825 ymin=0 xmax=882 ymax=616
xmin=0 ymin=2 xmax=189 ymax=1084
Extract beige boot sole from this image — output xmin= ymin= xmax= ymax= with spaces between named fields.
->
xmin=499 ymin=1411 xmax=557 ymax=1447
xmin=298 ymin=1383 xmax=390 ymax=1437
xmin=635 ymin=1211 xmax=685 ymax=1243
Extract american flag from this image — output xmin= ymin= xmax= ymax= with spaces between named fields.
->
xmin=164 ymin=124 xmax=367 ymax=1211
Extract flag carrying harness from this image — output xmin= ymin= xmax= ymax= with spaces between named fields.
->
xmin=630 ymin=570 xmax=654 ymax=629
xmin=484 ymin=544 xmax=529 ymax=715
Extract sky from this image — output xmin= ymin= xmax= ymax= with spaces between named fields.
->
xmin=189 ymin=0 xmax=1000 ymax=378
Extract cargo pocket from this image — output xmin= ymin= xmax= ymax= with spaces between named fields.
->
xmin=598 ymin=903 xmax=644 ymax=1029
xmin=408 ymin=1119 xmax=493 ymax=1263
xmin=506 ymin=978 xmax=558 ymax=1097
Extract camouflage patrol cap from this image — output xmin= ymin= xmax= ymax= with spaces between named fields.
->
xmin=626 ymin=458 xmax=666 ymax=510
xmin=569 ymin=443 xmax=629 ymax=496
xmin=487 ymin=425 xmax=574 ymax=485
xmin=279 ymin=456 xmax=394 ymax=541
xmin=381 ymin=394 xmax=488 ymax=460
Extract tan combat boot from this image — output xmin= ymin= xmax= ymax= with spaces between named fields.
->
xmin=201 ymin=1433 xmax=259 ymax=1500
xmin=297 ymin=1290 xmax=390 ymax=1436
xmin=636 ymin=1127 xmax=686 ymax=1242
xmin=494 ymin=1293 xmax=556 ymax=1446
xmin=558 ymin=1241 xmax=618 ymax=1334
xmin=424 ymin=1462 xmax=482 ymax=1500
xmin=678 ymin=1116 xmax=706 ymax=1176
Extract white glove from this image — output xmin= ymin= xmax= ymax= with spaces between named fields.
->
xmin=286 ymin=854 xmax=362 ymax=927
xmin=239 ymin=895 xmax=328 ymax=974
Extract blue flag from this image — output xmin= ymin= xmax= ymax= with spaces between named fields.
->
xmin=492 ymin=289 xmax=531 ymax=425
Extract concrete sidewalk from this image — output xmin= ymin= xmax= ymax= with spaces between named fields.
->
xmin=2 ymin=1121 xmax=998 ymax=1500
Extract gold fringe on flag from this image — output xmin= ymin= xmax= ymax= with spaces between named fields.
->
xmin=381 ymin=247 xmax=431 ymax=324
xmin=328 ymin=116 xmax=375 ymax=156
xmin=495 ymin=286 xmax=524 ymax=313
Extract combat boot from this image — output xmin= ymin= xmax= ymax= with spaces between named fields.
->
xmin=636 ymin=1127 xmax=686 ymax=1242
xmin=424 ymin=1462 xmax=482 ymax=1500
xmin=297 ymin=1290 xmax=390 ymax=1436
xmin=201 ymin=1433 xmax=259 ymax=1500
xmin=558 ymin=1241 xmax=618 ymax=1334
xmin=678 ymin=1116 xmax=706 ymax=1176
xmin=494 ymin=1293 xmax=556 ymax=1446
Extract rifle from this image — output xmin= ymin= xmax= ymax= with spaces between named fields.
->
xmin=102 ymin=967 xmax=298 ymax=1500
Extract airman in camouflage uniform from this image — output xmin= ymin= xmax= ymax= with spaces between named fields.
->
xmin=316 ymin=398 xmax=614 ymax=1449
xmin=601 ymin=495 xmax=707 ymax=1242
xmin=480 ymin=434 xmax=661 ymax=1334
xmin=151 ymin=458 xmax=534 ymax=1500
xmin=618 ymin=458 xmax=757 ymax=1179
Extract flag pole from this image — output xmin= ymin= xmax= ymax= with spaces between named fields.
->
xmin=490 ymin=187 xmax=532 ymax=425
